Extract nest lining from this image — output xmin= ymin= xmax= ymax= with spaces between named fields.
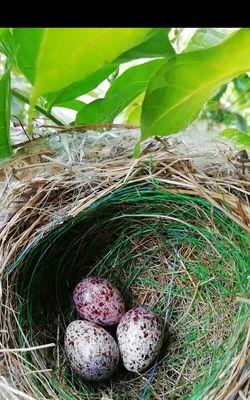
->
xmin=1 ymin=179 xmax=249 ymax=400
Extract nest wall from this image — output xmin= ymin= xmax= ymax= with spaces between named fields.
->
xmin=0 ymin=153 xmax=249 ymax=400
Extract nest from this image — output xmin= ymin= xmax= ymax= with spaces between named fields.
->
xmin=0 ymin=148 xmax=249 ymax=400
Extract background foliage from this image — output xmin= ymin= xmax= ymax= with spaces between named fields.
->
xmin=0 ymin=27 xmax=250 ymax=159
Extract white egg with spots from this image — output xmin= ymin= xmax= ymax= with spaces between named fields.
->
xmin=116 ymin=306 xmax=164 ymax=372
xmin=65 ymin=320 xmax=119 ymax=381
xmin=73 ymin=277 xmax=125 ymax=326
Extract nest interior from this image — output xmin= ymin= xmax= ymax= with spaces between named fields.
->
xmin=2 ymin=176 xmax=249 ymax=400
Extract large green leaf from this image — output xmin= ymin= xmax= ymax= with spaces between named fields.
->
xmin=0 ymin=69 xmax=11 ymax=158
xmin=76 ymin=59 xmax=165 ymax=125
xmin=46 ymin=29 xmax=174 ymax=107
xmin=11 ymin=29 xmax=117 ymax=108
xmin=116 ymin=28 xmax=174 ymax=62
xmin=184 ymin=28 xmax=238 ymax=52
xmin=13 ymin=28 xmax=44 ymax=84
xmin=141 ymin=29 xmax=250 ymax=139
xmin=32 ymin=28 xmax=152 ymax=99
xmin=45 ymin=64 xmax=117 ymax=107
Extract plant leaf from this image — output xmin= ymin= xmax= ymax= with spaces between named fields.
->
xmin=76 ymin=59 xmax=164 ymax=124
xmin=125 ymin=93 xmax=145 ymax=126
xmin=0 ymin=29 xmax=16 ymax=58
xmin=116 ymin=28 xmax=174 ymax=62
xmin=220 ymin=128 xmax=250 ymax=148
xmin=45 ymin=64 xmax=117 ymax=107
xmin=47 ymin=29 xmax=174 ymax=107
xmin=133 ymin=141 xmax=141 ymax=158
xmin=12 ymin=29 xmax=117 ymax=108
xmin=0 ymin=28 xmax=8 ymax=41
xmin=141 ymin=29 xmax=250 ymax=139
xmin=13 ymin=28 xmax=44 ymax=84
xmin=184 ymin=28 xmax=238 ymax=52
xmin=33 ymin=28 xmax=152 ymax=99
xmin=56 ymin=99 xmax=86 ymax=112
xmin=232 ymin=73 xmax=250 ymax=107
xmin=0 ymin=68 xmax=11 ymax=158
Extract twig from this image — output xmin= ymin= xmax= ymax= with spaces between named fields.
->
xmin=11 ymin=115 xmax=30 ymax=140
xmin=0 ymin=343 xmax=55 ymax=353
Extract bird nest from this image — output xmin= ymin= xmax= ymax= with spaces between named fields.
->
xmin=0 ymin=150 xmax=249 ymax=400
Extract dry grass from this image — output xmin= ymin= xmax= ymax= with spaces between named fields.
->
xmin=0 ymin=141 xmax=249 ymax=400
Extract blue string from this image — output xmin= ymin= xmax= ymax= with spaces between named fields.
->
xmin=140 ymin=243 xmax=179 ymax=400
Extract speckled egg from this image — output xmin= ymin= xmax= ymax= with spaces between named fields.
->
xmin=73 ymin=277 xmax=125 ymax=326
xmin=116 ymin=306 xmax=164 ymax=372
xmin=64 ymin=320 xmax=119 ymax=381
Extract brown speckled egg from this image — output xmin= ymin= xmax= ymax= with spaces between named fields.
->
xmin=65 ymin=320 xmax=119 ymax=381
xmin=73 ymin=277 xmax=125 ymax=326
xmin=116 ymin=306 xmax=164 ymax=372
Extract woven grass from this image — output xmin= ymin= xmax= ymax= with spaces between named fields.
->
xmin=0 ymin=151 xmax=249 ymax=400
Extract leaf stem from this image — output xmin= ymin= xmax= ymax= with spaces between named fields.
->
xmin=11 ymin=89 xmax=64 ymax=126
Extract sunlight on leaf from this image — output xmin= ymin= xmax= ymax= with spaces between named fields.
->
xmin=141 ymin=29 xmax=250 ymax=139
xmin=33 ymin=28 xmax=152 ymax=100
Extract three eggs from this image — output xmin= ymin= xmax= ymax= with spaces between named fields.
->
xmin=65 ymin=277 xmax=164 ymax=381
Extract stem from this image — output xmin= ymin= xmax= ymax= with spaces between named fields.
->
xmin=11 ymin=89 xmax=64 ymax=127
xmin=56 ymin=122 xmax=138 ymax=133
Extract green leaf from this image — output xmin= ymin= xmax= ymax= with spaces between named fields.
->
xmin=45 ymin=64 xmax=117 ymax=107
xmin=234 ymin=113 xmax=248 ymax=132
xmin=185 ymin=28 xmax=238 ymax=52
xmin=0 ymin=68 xmax=11 ymax=159
xmin=76 ymin=59 xmax=164 ymax=125
xmin=209 ymin=83 xmax=228 ymax=102
xmin=47 ymin=29 xmax=174 ymax=108
xmin=141 ymin=29 xmax=250 ymax=139
xmin=232 ymin=73 xmax=250 ymax=106
xmin=12 ymin=29 xmax=117 ymax=108
xmin=133 ymin=141 xmax=141 ymax=158
xmin=125 ymin=93 xmax=145 ymax=126
xmin=116 ymin=28 xmax=174 ymax=62
xmin=33 ymin=28 xmax=152 ymax=99
xmin=13 ymin=28 xmax=44 ymax=84
xmin=234 ymin=73 xmax=250 ymax=93
xmin=56 ymin=99 xmax=86 ymax=112
xmin=0 ymin=29 xmax=16 ymax=58
xmin=0 ymin=28 xmax=8 ymax=41
xmin=220 ymin=128 xmax=250 ymax=148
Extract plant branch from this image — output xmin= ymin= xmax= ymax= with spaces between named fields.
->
xmin=11 ymin=89 xmax=64 ymax=127
xmin=43 ymin=122 xmax=139 ymax=133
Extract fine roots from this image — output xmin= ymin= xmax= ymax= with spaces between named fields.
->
xmin=1 ymin=180 xmax=249 ymax=400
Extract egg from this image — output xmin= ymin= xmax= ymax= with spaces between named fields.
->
xmin=64 ymin=320 xmax=119 ymax=381
xmin=116 ymin=306 xmax=164 ymax=372
xmin=73 ymin=277 xmax=125 ymax=326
